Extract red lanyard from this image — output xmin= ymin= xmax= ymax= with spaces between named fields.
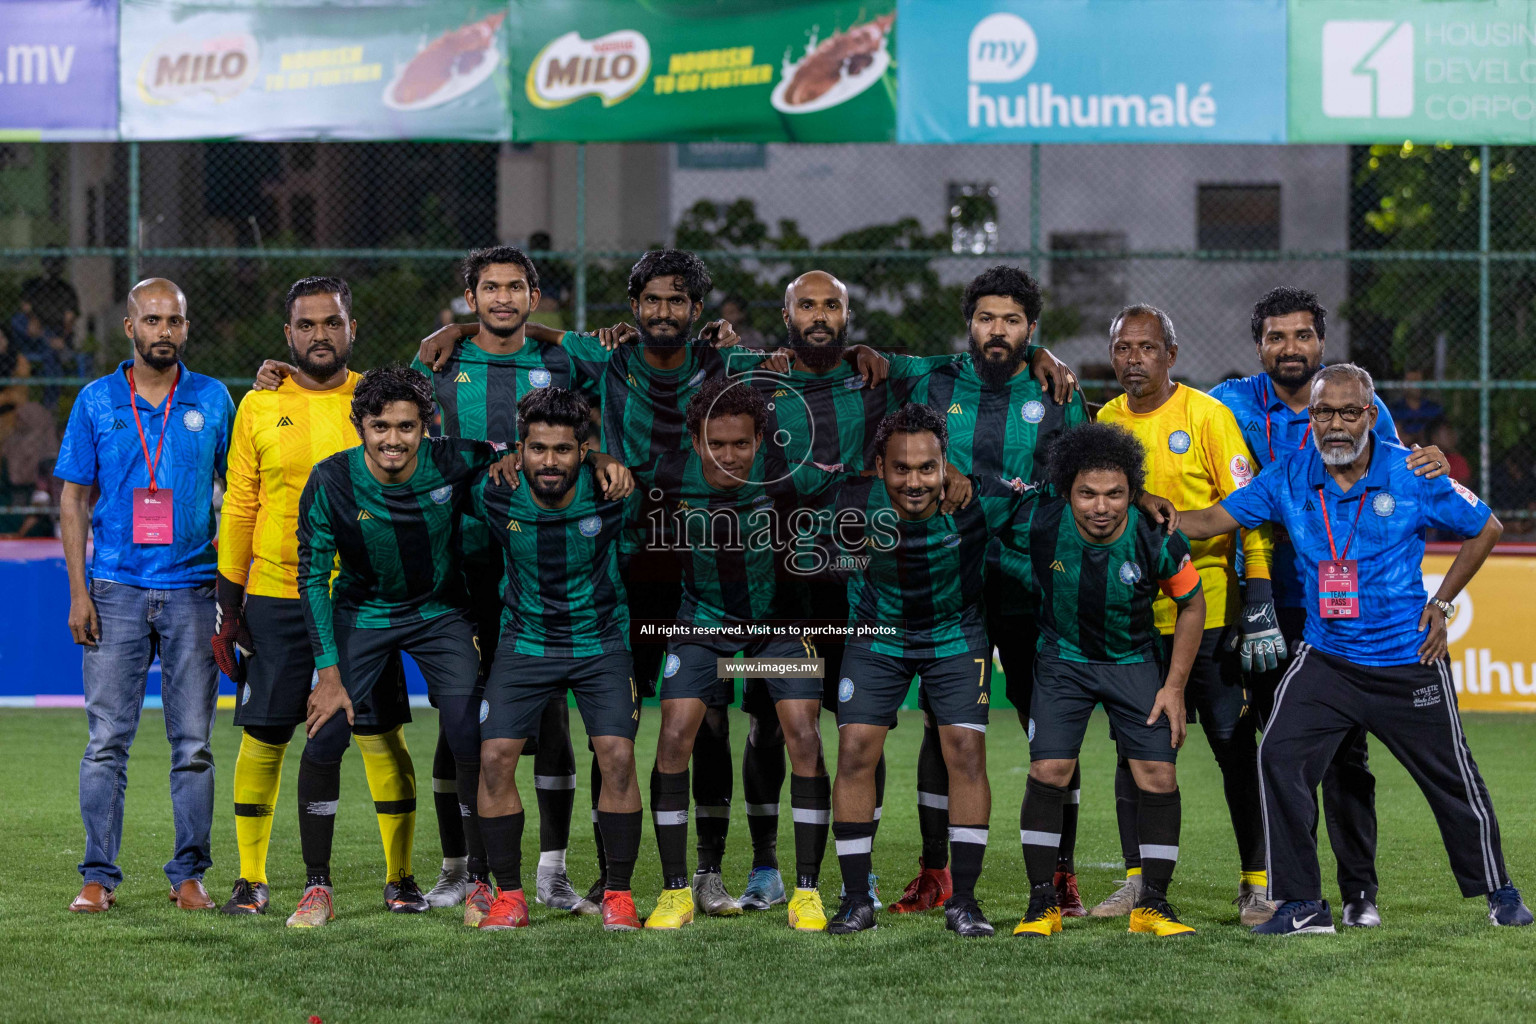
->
xmin=1264 ymin=380 xmax=1311 ymax=463
xmin=1316 ymin=487 xmax=1367 ymax=561
xmin=127 ymin=366 xmax=180 ymax=494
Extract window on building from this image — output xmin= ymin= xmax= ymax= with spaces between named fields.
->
xmin=1197 ymin=184 xmax=1280 ymax=251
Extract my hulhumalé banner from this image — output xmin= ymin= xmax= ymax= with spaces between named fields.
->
xmin=509 ymin=0 xmax=896 ymax=142
xmin=896 ymin=0 xmax=1287 ymax=143
xmin=1290 ymin=0 xmax=1536 ymax=143
xmin=118 ymin=0 xmax=510 ymax=141
xmin=1424 ymin=552 xmax=1536 ymax=713
xmin=0 ymin=0 xmax=118 ymax=140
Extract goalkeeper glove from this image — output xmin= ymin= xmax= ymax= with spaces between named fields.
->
xmin=210 ymin=572 xmax=254 ymax=683
xmin=1239 ymin=578 xmax=1287 ymax=674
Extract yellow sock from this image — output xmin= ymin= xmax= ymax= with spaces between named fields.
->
xmin=233 ymin=733 xmax=288 ymax=885
xmin=1127 ymin=867 xmax=1143 ymax=878
xmin=1241 ymin=870 xmax=1267 ymax=887
xmin=357 ymin=726 xmax=417 ymax=884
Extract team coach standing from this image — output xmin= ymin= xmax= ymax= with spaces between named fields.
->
xmin=1177 ymin=363 xmax=1531 ymax=933
xmin=56 ymin=279 xmax=234 ymax=913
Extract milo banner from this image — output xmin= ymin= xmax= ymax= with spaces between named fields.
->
xmin=510 ymin=0 xmax=897 ymax=142
xmin=119 ymin=0 xmax=510 ymax=140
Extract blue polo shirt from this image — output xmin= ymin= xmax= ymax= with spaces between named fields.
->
xmin=1219 ymin=429 xmax=1490 ymax=667
xmin=55 ymin=360 xmax=234 ymax=588
xmin=1210 ymin=372 xmax=1400 ymax=608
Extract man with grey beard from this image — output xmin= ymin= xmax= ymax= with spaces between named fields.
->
xmin=1177 ymin=363 xmax=1532 ymax=934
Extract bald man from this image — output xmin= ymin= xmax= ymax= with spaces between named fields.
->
xmin=56 ymin=279 xmax=235 ymax=913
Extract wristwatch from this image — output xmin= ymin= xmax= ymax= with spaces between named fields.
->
xmin=1427 ymin=598 xmax=1456 ymax=621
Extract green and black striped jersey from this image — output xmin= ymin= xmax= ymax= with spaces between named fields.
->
xmin=411 ymin=333 xmax=609 ymax=559
xmin=635 ymin=447 xmax=841 ymax=628
xmin=825 ymin=474 xmax=1033 ymax=658
xmin=893 ymin=352 xmax=1089 ymax=617
xmin=470 ymin=465 xmax=635 ymax=658
xmin=1016 ymin=501 xmax=1202 ymax=665
xmin=598 ymin=344 xmax=770 ymax=465
xmin=297 ymin=436 xmax=496 ymax=668
xmin=739 ymin=359 xmax=901 ymax=472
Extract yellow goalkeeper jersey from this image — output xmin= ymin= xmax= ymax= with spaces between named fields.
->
xmin=1098 ymin=383 xmax=1271 ymax=633
xmin=218 ymin=371 xmax=361 ymax=599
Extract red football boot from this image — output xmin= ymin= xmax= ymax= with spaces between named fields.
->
xmin=478 ymin=888 xmax=530 ymax=930
xmin=887 ymin=859 xmax=953 ymax=914
xmin=1055 ymin=870 xmax=1087 ymax=918
xmin=601 ymin=890 xmax=643 ymax=931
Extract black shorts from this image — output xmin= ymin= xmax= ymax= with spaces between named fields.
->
xmin=482 ymin=649 xmax=639 ymax=742
xmin=837 ymin=646 xmax=991 ymax=730
xmin=236 ymin=596 xmax=407 ymax=728
xmin=662 ymin=637 xmax=822 ymax=706
xmin=1030 ymin=649 xmax=1175 ymax=764
xmin=335 ymin=612 xmax=480 ymax=720
xmin=1166 ymin=626 xmax=1250 ymax=740
xmin=988 ymin=610 xmax=1040 ymax=716
xmin=624 ymin=548 xmax=682 ymax=698
xmin=463 ymin=555 xmax=506 ymax=680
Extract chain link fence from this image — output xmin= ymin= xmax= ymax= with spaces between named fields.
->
xmin=1 ymin=139 xmax=1533 ymax=532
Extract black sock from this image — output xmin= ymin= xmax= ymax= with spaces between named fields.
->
xmin=1137 ymin=787 xmax=1181 ymax=900
xmin=1058 ymin=763 xmax=1081 ymax=873
xmin=692 ymin=710 xmax=732 ymax=873
xmin=790 ymin=773 xmax=831 ymax=890
xmin=590 ymin=755 xmax=608 ymax=884
xmin=533 ymin=699 xmax=577 ymax=870
xmin=455 ymin=758 xmax=486 ymax=879
xmin=651 ymin=766 xmax=690 ymax=890
xmin=480 ymin=811 xmax=526 ymax=893
xmin=1020 ymin=775 xmax=1068 ymax=888
xmin=872 ymin=753 xmax=886 ymax=841
xmin=598 ymin=809 xmax=643 ymax=893
xmin=833 ymin=820 xmax=876 ymax=904
xmin=743 ymin=721 xmax=786 ymax=871
xmin=432 ymin=729 xmax=465 ymax=861
xmin=1114 ymin=756 xmax=1142 ymax=872
xmin=297 ymin=753 xmax=341 ymax=884
xmin=916 ymin=722 xmax=950 ymax=868
xmin=1209 ymin=730 xmax=1266 ymax=872
xmin=948 ymin=823 xmax=988 ymax=903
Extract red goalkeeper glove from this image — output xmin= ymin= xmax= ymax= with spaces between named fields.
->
xmin=210 ymin=572 xmax=253 ymax=682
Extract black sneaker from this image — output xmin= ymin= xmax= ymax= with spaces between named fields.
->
xmin=1341 ymin=896 xmax=1381 ymax=928
xmin=944 ymin=896 xmax=995 ymax=937
xmin=219 ymin=878 xmax=269 ymax=915
xmin=1488 ymin=884 xmax=1534 ymax=927
xmin=384 ymin=875 xmax=429 ymax=913
xmin=826 ymin=897 xmax=878 ymax=934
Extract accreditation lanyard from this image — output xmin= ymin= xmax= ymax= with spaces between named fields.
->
xmin=1315 ymin=487 xmax=1366 ymax=619
xmin=127 ymin=366 xmax=179 ymax=545
xmin=1263 ymin=381 xmax=1311 ymax=464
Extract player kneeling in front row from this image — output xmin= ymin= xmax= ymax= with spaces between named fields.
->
xmin=1014 ymin=424 xmax=1204 ymax=938
xmin=1177 ymin=364 xmax=1531 ymax=933
xmin=470 ymin=388 xmax=644 ymax=931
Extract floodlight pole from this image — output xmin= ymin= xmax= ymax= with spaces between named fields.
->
xmin=127 ymin=141 xmax=141 ymax=285
xmin=575 ymin=142 xmax=587 ymax=333
xmin=1478 ymin=144 xmax=1490 ymax=499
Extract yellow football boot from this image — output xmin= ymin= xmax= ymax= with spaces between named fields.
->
xmin=787 ymin=888 xmax=828 ymax=931
xmin=1129 ymin=899 xmax=1196 ymax=937
xmin=1013 ymin=885 xmax=1063 ymax=937
xmin=644 ymin=887 xmax=695 ymax=930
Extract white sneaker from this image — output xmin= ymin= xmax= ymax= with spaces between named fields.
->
xmin=1088 ymin=874 xmax=1144 ymax=918
xmin=424 ymin=866 xmax=468 ymax=909
xmin=536 ymin=867 xmax=582 ymax=911
xmin=692 ymin=869 xmax=743 ymax=917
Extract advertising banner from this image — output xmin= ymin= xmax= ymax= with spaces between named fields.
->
xmin=0 ymin=0 xmax=118 ymax=140
xmin=1426 ymin=551 xmax=1536 ymax=712
xmin=119 ymin=0 xmax=510 ymax=140
xmin=896 ymin=0 xmax=1287 ymax=143
xmin=1291 ymin=0 xmax=1536 ymax=143
xmin=510 ymin=0 xmax=896 ymax=142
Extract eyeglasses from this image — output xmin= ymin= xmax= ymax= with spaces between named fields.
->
xmin=1309 ymin=405 xmax=1371 ymax=424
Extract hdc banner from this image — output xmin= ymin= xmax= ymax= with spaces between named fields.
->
xmin=118 ymin=0 xmax=510 ymax=140
xmin=0 ymin=0 xmax=118 ymax=140
xmin=509 ymin=0 xmax=897 ymax=142
xmin=896 ymin=0 xmax=1287 ymax=143
xmin=1291 ymin=0 xmax=1536 ymax=143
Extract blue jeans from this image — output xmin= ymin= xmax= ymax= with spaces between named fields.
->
xmin=79 ymin=579 xmax=218 ymax=889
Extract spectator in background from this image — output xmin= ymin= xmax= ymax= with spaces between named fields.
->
xmin=1390 ymin=369 xmax=1444 ymax=447
xmin=721 ymin=294 xmax=769 ymax=350
xmin=1493 ymin=452 xmax=1536 ymax=539
xmin=11 ymin=258 xmax=88 ymax=408
xmin=1428 ymin=419 xmax=1471 ymax=486
xmin=0 ymin=401 xmax=59 ymax=537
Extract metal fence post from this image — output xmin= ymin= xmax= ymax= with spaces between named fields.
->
xmin=575 ymin=142 xmax=587 ymax=333
xmin=127 ymin=141 xmax=141 ymax=285
xmin=1029 ymin=143 xmax=1041 ymax=279
xmin=1478 ymin=144 xmax=1491 ymax=499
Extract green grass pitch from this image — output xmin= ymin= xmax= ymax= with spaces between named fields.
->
xmin=5 ymin=706 xmax=1536 ymax=1023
